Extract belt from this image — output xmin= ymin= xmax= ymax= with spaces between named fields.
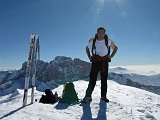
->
xmin=91 ymin=55 xmax=111 ymax=62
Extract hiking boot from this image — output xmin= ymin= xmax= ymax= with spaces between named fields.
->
xmin=81 ymin=97 xmax=92 ymax=103
xmin=101 ymin=97 xmax=109 ymax=103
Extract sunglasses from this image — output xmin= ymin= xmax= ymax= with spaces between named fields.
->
xmin=98 ymin=32 xmax=105 ymax=34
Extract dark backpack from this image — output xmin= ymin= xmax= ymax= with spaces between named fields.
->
xmin=39 ymin=89 xmax=56 ymax=104
xmin=91 ymin=34 xmax=111 ymax=56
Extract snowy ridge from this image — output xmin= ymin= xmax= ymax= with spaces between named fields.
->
xmin=0 ymin=80 xmax=159 ymax=120
xmin=0 ymin=57 xmax=160 ymax=96
xmin=109 ymin=72 xmax=160 ymax=95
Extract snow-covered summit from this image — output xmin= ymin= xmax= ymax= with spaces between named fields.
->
xmin=0 ymin=80 xmax=159 ymax=120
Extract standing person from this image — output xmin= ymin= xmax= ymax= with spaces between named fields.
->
xmin=83 ymin=27 xmax=118 ymax=103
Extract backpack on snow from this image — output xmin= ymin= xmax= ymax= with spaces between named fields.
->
xmin=39 ymin=89 xmax=57 ymax=104
xmin=60 ymin=82 xmax=79 ymax=104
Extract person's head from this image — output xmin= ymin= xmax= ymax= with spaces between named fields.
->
xmin=96 ymin=27 xmax=106 ymax=40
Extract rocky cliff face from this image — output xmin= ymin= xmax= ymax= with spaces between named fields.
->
xmin=21 ymin=56 xmax=91 ymax=83
xmin=36 ymin=56 xmax=91 ymax=82
xmin=0 ymin=56 xmax=91 ymax=95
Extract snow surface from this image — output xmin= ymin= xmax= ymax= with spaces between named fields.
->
xmin=0 ymin=80 xmax=160 ymax=120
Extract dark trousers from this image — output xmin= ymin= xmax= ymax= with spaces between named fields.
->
xmin=85 ymin=61 xmax=109 ymax=98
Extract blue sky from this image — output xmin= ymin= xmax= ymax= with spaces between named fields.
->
xmin=0 ymin=0 xmax=160 ymax=69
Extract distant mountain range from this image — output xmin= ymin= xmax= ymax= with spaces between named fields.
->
xmin=0 ymin=56 xmax=160 ymax=96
